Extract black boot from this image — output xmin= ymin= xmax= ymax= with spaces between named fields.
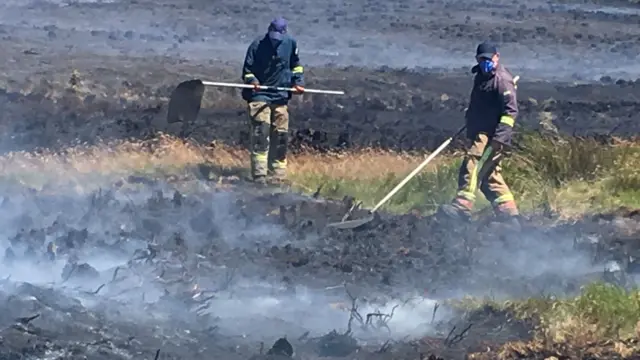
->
xmin=436 ymin=203 xmax=472 ymax=222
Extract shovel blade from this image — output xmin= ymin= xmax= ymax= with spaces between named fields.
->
xmin=167 ymin=79 xmax=206 ymax=124
xmin=326 ymin=215 xmax=375 ymax=230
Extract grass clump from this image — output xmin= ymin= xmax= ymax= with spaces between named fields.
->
xmin=289 ymin=152 xmax=460 ymax=213
xmin=498 ymin=134 xmax=640 ymax=217
xmin=459 ymin=282 xmax=640 ymax=358
xmin=539 ymin=282 xmax=640 ymax=343
xmin=289 ymin=131 xmax=640 ymax=216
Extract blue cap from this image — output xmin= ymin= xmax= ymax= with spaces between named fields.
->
xmin=268 ymin=17 xmax=287 ymax=40
xmin=476 ymin=41 xmax=497 ymax=59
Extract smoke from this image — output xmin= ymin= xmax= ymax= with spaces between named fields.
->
xmin=0 ymin=173 xmax=605 ymax=343
xmin=193 ymin=280 xmax=445 ymax=342
xmin=429 ymin=220 xmax=614 ymax=304
xmin=0 ymin=159 xmax=623 ymax=353
xmin=0 ymin=175 xmax=449 ymax=347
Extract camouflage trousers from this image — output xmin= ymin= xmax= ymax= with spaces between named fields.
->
xmin=452 ymin=132 xmax=519 ymax=216
xmin=247 ymin=101 xmax=290 ymax=180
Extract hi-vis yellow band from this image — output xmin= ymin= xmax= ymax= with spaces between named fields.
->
xmin=500 ymin=115 xmax=514 ymax=127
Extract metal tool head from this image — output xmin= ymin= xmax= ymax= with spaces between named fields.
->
xmin=167 ymin=79 xmax=205 ymax=124
xmin=326 ymin=215 xmax=375 ymax=230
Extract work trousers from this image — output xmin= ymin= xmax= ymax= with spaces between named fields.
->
xmin=247 ymin=101 xmax=289 ymax=179
xmin=453 ymin=132 xmax=519 ymax=216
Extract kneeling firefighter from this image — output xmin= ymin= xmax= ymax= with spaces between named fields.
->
xmin=438 ymin=41 xmax=520 ymax=223
xmin=241 ymin=17 xmax=305 ymax=184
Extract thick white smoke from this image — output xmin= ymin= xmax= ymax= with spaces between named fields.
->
xmin=0 ymin=177 xmax=449 ymax=346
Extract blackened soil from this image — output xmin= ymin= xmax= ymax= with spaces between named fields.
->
xmin=0 ymin=180 xmax=637 ymax=359
xmin=1 ymin=60 xmax=640 ymax=155
xmin=0 ymin=0 xmax=639 ymax=154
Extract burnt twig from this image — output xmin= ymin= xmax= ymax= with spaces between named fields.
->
xmin=344 ymin=285 xmax=364 ymax=335
xmin=298 ymin=331 xmax=310 ymax=341
xmin=111 ymin=267 xmax=121 ymax=282
xmin=443 ymin=323 xmax=472 ymax=347
xmin=15 ymin=314 xmax=40 ymax=325
xmin=376 ymin=340 xmax=392 ymax=353
xmin=431 ymin=303 xmax=439 ymax=324
xmin=365 ymin=304 xmax=398 ymax=333
xmin=312 ymin=185 xmax=323 ymax=199
xmin=83 ymin=283 xmax=106 ymax=295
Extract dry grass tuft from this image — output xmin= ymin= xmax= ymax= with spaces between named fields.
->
xmin=0 ymin=133 xmax=444 ymax=189
xmin=289 ymin=148 xmax=447 ymax=180
xmin=0 ymin=133 xmax=212 ymax=187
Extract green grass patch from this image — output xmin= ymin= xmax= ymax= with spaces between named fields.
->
xmin=290 ymin=132 xmax=640 ymax=217
xmin=452 ymin=282 xmax=640 ymax=344
xmin=289 ymin=159 xmax=462 ymax=213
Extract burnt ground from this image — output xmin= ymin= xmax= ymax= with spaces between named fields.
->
xmin=0 ymin=0 xmax=640 ymax=154
xmin=0 ymin=0 xmax=640 ymax=359
xmin=0 ymin=180 xmax=638 ymax=360
xmin=4 ymin=54 xmax=640 ymax=155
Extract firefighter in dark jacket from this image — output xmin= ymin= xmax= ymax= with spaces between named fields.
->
xmin=438 ymin=42 xmax=520 ymax=223
xmin=241 ymin=17 xmax=305 ymax=184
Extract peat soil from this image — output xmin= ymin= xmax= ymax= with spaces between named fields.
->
xmin=3 ymin=55 xmax=640 ymax=155
xmin=0 ymin=178 xmax=638 ymax=360
xmin=0 ymin=0 xmax=639 ymax=154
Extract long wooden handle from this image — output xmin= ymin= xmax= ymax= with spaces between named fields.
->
xmin=201 ymin=81 xmax=345 ymax=95
xmin=370 ymin=126 xmax=467 ymax=213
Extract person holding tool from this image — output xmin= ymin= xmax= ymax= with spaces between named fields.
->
xmin=241 ymin=16 xmax=305 ymax=184
xmin=437 ymin=41 xmax=521 ymax=226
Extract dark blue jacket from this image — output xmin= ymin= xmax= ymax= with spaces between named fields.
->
xmin=465 ymin=64 xmax=519 ymax=146
xmin=241 ymin=34 xmax=304 ymax=105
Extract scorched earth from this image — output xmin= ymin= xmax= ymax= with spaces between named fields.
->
xmin=0 ymin=0 xmax=639 ymax=359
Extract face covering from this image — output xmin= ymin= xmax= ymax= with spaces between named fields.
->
xmin=269 ymin=37 xmax=282 ymax=48
xmin=479 ymin=59 xmax=495 ymax=74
